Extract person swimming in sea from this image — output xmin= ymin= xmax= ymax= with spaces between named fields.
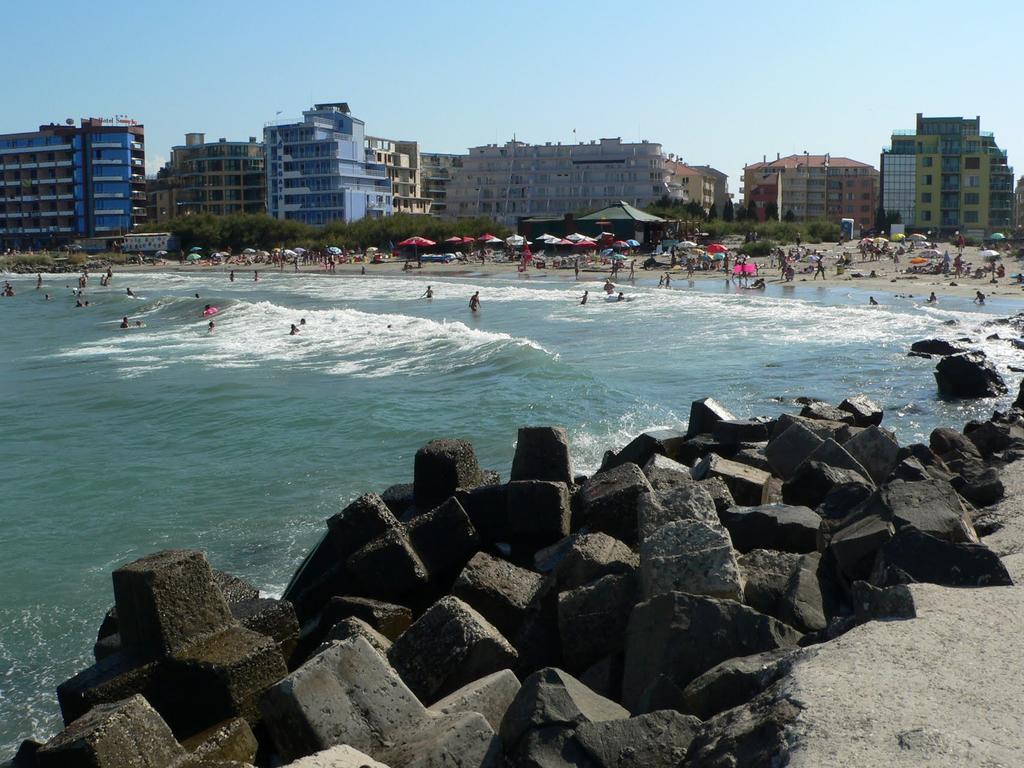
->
xmin=469 ymin=291 xmax=480 ymax=312
xmin=421 ymin=286 xmax=434 ymax=299
xmin=975 ymin=290 xmax=986 ymax=305
xmin=207 ymin=320 xmax=215 ymax=333
xmin=616 ymin=292 xmax=625 ymax=301
xmin=869 ymin=296 xmax=879 ymax=306
xmin=126 ymin=287 xmax=135 ymax=298
xmin=299 ymin=318 xmax=306 ymax=326
xmin=119 ymin=316 xmax=130 ymax=329
xmin=927 ymin=292 xmax=937 ymax=304
xmin=289 ymin=323 xmax=300 ymax=335
xmin=603 ymin=279 xmax=615 ymax=295
xmin=44 ymin=293 xmax=51 ymax=300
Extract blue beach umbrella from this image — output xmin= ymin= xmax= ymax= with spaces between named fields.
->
xmin=626 ymin=239 xmax=641 ymax=247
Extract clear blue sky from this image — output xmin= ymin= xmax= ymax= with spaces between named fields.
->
xmin=3 ymin=0 xmax=1020 ymax=196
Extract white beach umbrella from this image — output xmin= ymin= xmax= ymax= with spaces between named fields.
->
xmin=506 ymin=234 xmax=526 ymax=246
xmin=979 ymin=249 xmax=1000 ymax=258
xmin=678 ymin=240 xmax=698 ymax=248
xmin=566 ymin=233 xmax=589 ymax=242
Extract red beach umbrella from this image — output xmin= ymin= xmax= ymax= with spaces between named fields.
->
xmin=477 ymin=233 xmax=497 ymax=242
xmin=398 ymin=236 xmax=436 ymax=247
xmin=707 ymin=243 xmax=728 ymax=254
xmin=444 ymin=236 xmax=464 ymax=244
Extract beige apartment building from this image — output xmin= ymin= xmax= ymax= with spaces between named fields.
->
xmin=366 ymin=137 xmax=430 ymax=215
xmin=420 ymin=152 xmax=462 ymax=216
xmin=667 ymin=160 xmax=716 ymax=212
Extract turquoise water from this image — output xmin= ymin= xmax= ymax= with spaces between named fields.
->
xmin=0 ymin=268 xmax=1019 ymax=750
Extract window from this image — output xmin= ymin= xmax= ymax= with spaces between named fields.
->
xmin=923 ymin=175 xmax=933 ymax=185
xmin=967 ymin=175 xmax=980 ymax=188
xmin=964 ymin=193 xmax=980 ymax=205
xmin=921 ymin=210 xmax=932 ymax=221
xmin=965 ymin=157 xmax=980 ymax=170
xmin=921 ymin=192 xmax=932 ymax=203
xmin=922 ymin=157 xmax=933 ymax=167
xmin=964 ymin=210 xmax=978 ymax=223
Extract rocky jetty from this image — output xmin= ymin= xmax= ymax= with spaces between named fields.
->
xmin=7 ymin=396 xmax=1024 ymax=767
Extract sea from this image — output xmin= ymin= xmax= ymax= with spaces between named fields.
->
xmin=1 ymin=267 xmax=1020 ymax=751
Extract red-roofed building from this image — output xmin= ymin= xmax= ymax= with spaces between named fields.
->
xmin=742 ymin=153 xmax=878 ymax=228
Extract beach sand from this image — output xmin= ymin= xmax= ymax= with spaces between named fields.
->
xmin=102 ymin=241 xmax=1023 ymax=303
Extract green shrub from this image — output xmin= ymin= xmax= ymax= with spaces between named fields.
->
xmin=738 ymin=240 xmax=777 ymax=257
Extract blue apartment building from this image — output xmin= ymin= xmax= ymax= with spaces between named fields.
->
xmin=0 ymin=118 xmax=146 ymax=250
xmin=264 ymin=103 xmax=391 ymax=225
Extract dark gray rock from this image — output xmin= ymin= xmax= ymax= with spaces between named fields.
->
xmin=737 ymin=549 xmax=802 ymax=618
xmin=911 ymin=338 xmax=966 ymax=356
xmin=345 ymin=529 xmax=428 ymax=602
xmin=388 ymin=596 xmax=517 ymax=702
xmin=713 ymin=418 xmax=773 ymax=446
xmin=180 ymin=716 xmax=258 ymax=765
xmin=511 ymin=426 xmax=573 ymax=484
xmin=576 ymin=463 xmax=652 ymax=545
xmin=718 ymin=504 xmax=819 ymax=554
xmin=405 ymin=496 xmax=479 ymax=580
xmin=230 ymin=597 xmax=299 ymax=663
xmin=553 ymin=533 xmax=638 ymax=591
xmin=260 ymin=636 xmax=427 ymax=762
xmin=112 ymin=550 xmax=236 ymax=659
xmin=959 ymin=466 xmax=1005 ymax=507
xmin=452 ymin=551 xmax=544 ymax=638
xmin=510 ymin=725 xmax=598 ymax=768
xmin=575 ymin=710 xmax=703 ymax=767
xmin=637 ymin=483 xmax=718 ymax=541
xmin=36 ymin=695 xmax=186 ymax=768
xmin=377 ymin=711 xmax=503 ymax=768
xmin=322 ymin=617 xmax=392 ymax=656
xmin=682 ymin=690 xmax=801 ymax=767
xmin=380 ymin=483 xmax=415 ymax=518
xmin=692 ymin=454 xmax=770 ymax=506
xmin=732 ymin=446 xmax=773 ymax=473
xmin=640 ymin=519 xmax=744 ymax=601
xmin=782 ymin=461 xmax=871 ymax=509
xmin=804 ymin=438 xmax=873 ymax=480
xmin=838 ymin=395 xmax=884 ymax=427
xmin=764 ymin=422 xmax=825 ymax=481
xmin=622 ymin=592 xmax=802 ymax=712
xmin=414 ymin=439 xmax=484 ymax=508
xmin=698 ymin=476 xmax=737 ymax=514
xmin=771 ymin=412 xmax=845 ymax=442
xmin=843 ymin=426 xmax=900 ymax=485
xmin=935 ymin=351 xmax=1008 ymax=398
xmin=212 ymin=570 xmax=261 ymax=606
xmin=866 ymin=478 xmax=977 ymax=543
xmin=579 ymin=654 xmax=624 ymax=703
xmin=57 ymin=652 xmax=161 ymax=729
xmin=557 ymin=573 xmax=638 ymax=673
xmin=870 ymin=527 xmax=1013 ymax=588
xmin=643 ymin=453 xmax=696 ymax=491
xmin=326 ymin=493 xmax=401 ymax=560
xmin=850 ymin=581 xmax=917 ymax=622
xmin=499 ymin=667 xmax=628 ymax=752
xmin=829 ymin=514 xmax=895 ymax=582
xmin=428 ymin=669 xmax=521 ymax=732
xmin=801 ymin=401 xmax=856 ymax=425
xmin=686 ymin=397 xmax=735 ymax=438
xmin=605 ymin=429 xmax=691 ymax=471
xmin=505 ymin=480 xmax=572 ymax=550
xmin=678 ymin=649 xmax=796 ymax=721
xmin=777 ymin=553 xmax=827 ymax=633
xmin=318 ymin=596 xmax=411 ymax=641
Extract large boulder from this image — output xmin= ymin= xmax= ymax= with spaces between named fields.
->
xmin=181 ymin=717 xmax=258 ymax=765
xmin=643 ymin=454 xmax=697 ymax=491
xmin=36 ymin=695 xmax=186 ymax=768
xmin=317 ymin=596 xmax=411 ymax=644
xmin=451 ymin=552 xmax=544 ymax=638
xmin=345 ymin=530 xmax=429 ymax=602
xmin=260 ymin=637 xmax=426 ymax=762
xmin=713 ymin=418 xmax=773 ymax=446
xmin=321 ymin=617 xmax=392 ymax=657
xmin=800 ymin=401 xmax=856 ymax=425
xmin=576 ymin=463 xmax=652 ymax=545
xmin=803 ymin=438 xmax=872 ymax=480
xmin=413 ymin=439 xmax=484 ymax=508
xmin=388 ymin=596 xmax=517 ymax=702
xmin=557 ymin=573 xmax=638 ymax=673
xmin=605 ymin=429 xmax=691 ymax=471
xmin=764 ymin=422 xmax=825 ymax=481
xmin=678 ymin=649 xmax=796 ymax=721
xmin=691 ymin=454 xmax=770 ymax=506
xmin=574 ymin=710 xmax=703 ymax=767
xmin=910 ymin=338 xmax=967 ymax=356
xmin=864 ymin=478 xmax=978 ymax=543
xmin=622 ymin=592 xmax=802 ymax=712
xmin=935 ymin=351 xmax=1008 ymax=398
xmin=404 ymin=496 xmax=479 ymax=581
xmin=829 ymin=514 xmax=895 ymax=582
xmin=718 ymin=504 xmax=820 ymax=554
xmin=776 ymin=553 xmax=828 ymax=633
xmin=553 ymin=532 xmax=638 ymax=590
xmin=640 ymin=519 xmax=744 ymax=601
xmin=505 ymin=480 xmax=572 ymax=550
xmin=511 ymin=426 xmax=573 ymax=484
xmin=737 ymin=549 xmax=802 ymax=618
xmin=231 ymin=597 xmax=299 ymax=664
xmin=686 ymin=398 xmax=735 ymax=438
xmin=870 ymin=527 xmax=1013 ymax=588
xmin=376 ymin=711 xmax=502 ymax=768
xmin=499 ymin=667 xmax=628 ymax=752
xmin=637 ymin=483 xmax=718 ymax=541
xmin=428 ymin=669 xmax=521 ymax=732
xmin=843 ymin=426 xmax=900 ymax=485
xmin=782 ymin=461 xmax=871 ymax=509
xmin=838 ymin=395 xmax=883 ymax=427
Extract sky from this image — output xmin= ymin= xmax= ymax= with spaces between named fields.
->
xmin=3 ymin=0 xmax=1021 ymax=198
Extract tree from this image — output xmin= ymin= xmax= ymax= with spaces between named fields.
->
xmin=683 ymin=200 xmax=705 ymax=219
xmin=783 ymin=209 xmax=796 ymax=223
xmin=888 ymin=210 xmax=903 ymax=225
xmin=765 ymin=202 xmax=779 ymax=221
xmin=706 ymin=203 xmax=718 ymax=221
xmin=723 ymin=199 xmax=735 ymax=222
xmin=874 ymin=203 xmax=888 ymax=232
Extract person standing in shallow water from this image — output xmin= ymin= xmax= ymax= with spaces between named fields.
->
xmin=580 ymin=290 xmax=588 ymax=305
xmin=229 ymin=270 xmax=235 ymax=282
xmin=469 ymin=291 xmax=480 ymax=312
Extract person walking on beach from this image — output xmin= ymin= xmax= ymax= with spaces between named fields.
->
xmin=574 ymin=259 xmax=580 ymax=281
xmin=953 ymin=253 xmax=963 ymax=278
xmin=469 ymin=291 xmax=480 ymax=312
xmin=814 ymin=257 xmax=826 ymax=280
xmin=580 ymin=290 xmax=589 ymax=305
xmin=629 ymin=260 xmax=635 ymax=280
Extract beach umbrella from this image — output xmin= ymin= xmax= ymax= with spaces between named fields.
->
xmin=979 ymin=249 xmax=1000 ymax=258
xmin=477 ymin=233 xmax=498 ymax=242
xmin=189 ymin=246 xmax=204 ymax=253
xmin=874 ymin=237 xmax=888 ymax=244
xmin=186 ymin=253 xmax=203 ymax=261
xmin=573 ymin=239 xmax=596 ymax=248
xmin=918 ymin=249 xmax=941 ymax=258
xmin=566 ymin=233 xmax=590 ymax=242
xmin=908 ymin=233 xmax=928 ymax=242
xmin=155 ymin=250 xmax=168 ymax=257
xmin=678 ymin=240 xmax=698 ymax=248
xmin=484 ymin=236 xmax=503 ymax=244
xmin=326 ymin=246 xmax=342 ymax=255
xmin=552 ymin=238 xmax=574 ymax=246
xmin=626 ymin=239 xmax=641 ymax=247
xmin=892 ymin=233 xmax=906 ymax=242
xmin=398 ymin=236 xmax=436 ymax=247
xmin=282 ymin=249 xmax=297 ymax=257
xmin=460 ymin=237 xmax=476 ymax=244
xmin=242 ymin=247 xmax=256 ymax=254
xmin=506 ymin=234 xmax=527 ymax=246
xmin=707 ymin=243 xmax=728 ymax=254
xmin=294 ymin=247 xmax=307 ymax=254
xmin=991 ymin=233 xmax=1006 ymax=240
xmin=537 ymin=233 xmax=559 ymax=243
xmin=444 ymin=236 xmax=464 ymax=244
xmin=610 ymin=253 xmax=627 ymax=261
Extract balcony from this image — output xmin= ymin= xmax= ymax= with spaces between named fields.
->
xmin=131 ymin=142 xmax=144 ymax=151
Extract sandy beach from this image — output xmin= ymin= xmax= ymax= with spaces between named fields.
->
xmin=93 ymin=240 xmax=1024 ymax=303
